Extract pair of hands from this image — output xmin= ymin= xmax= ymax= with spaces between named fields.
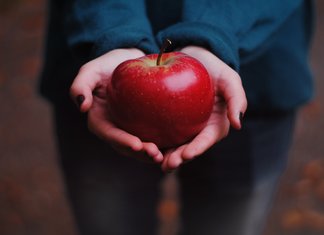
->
xmin=70 ymin=46 xmax=247 ymax=172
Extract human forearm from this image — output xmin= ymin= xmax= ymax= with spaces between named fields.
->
xmin=157 ymin=0 xmax=305 ymax=70
xmin=64 ymin=0 xmax=158 ymax=59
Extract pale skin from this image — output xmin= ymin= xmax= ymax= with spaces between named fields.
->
xmin=70 ymin=46 xmax=247 ymax=172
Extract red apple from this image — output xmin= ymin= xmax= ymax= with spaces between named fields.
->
xmin=106 ymin=49 xmax=214 ymax=149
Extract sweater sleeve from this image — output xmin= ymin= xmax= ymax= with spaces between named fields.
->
xmin=64 ymin=0 xmax=158 ymax=59
xmin=156 ymin=0 xmax=303 ymax=70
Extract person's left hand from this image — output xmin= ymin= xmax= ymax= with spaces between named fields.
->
xmin=161 ymin=46 xmax=247 ymax=172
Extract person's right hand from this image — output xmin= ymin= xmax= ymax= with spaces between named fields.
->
xmin=70 ymin=48 xmax=164 ymax=164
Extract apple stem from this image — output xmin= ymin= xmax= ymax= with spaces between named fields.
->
xmin=157 ymin=39 xmax=172 ymax=66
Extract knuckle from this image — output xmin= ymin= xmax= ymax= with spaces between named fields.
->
xmin=79 ymin=62 xmax=92 ymax=73
xmin=232 ymin=72 xmax=241 ymax=82
xmin=69 ymin=84 xmax=78 ymax=96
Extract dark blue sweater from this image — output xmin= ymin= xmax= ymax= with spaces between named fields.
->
xmin=40 ymin=0 xmax=314 ymax=114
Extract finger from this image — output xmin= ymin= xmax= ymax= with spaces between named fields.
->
xmin=70 ymin=49 xmax=145 ymax=112
xmin=111 ymin=142 xmax=158 ymax=164
xmin=153 ymin=152 xmax=164 ymax=164
xmin=70 ymin=62 xmax=103 ymax=112
xmin=216 ymin=70 xmax=248 ymax=129
xmin=88 ymin=109 xmax=143 ymax=151
xmin=142 ymin=142 xmax=163 ymax=163
xmin=95 ymin=123 xmax=143 ymax=152
xmin=182 ymin=121 xmax=229 ymax=160
xmin=162 ymin=145 xmax=187 ymax=172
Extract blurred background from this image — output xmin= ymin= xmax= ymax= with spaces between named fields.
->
xmin=0 ymin=0 xmax=323 ymax=235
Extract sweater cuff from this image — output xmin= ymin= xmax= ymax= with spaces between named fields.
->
xmin=90 ymin=26 xmax=159 ymax=59
xmin=156 ymin=22 xmax=240 ymax=71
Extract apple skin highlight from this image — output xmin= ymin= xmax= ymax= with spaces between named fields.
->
xmin=107 ymin=52 xmax=215 ymax=149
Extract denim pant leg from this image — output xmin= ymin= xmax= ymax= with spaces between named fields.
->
xmin=177 ymin=112 xmax=296 ymax=235
xmin=53 ymin=104 xmax=163 ymax=235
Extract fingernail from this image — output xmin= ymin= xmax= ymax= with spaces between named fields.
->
xmin=76 ymin=95 xmax=85 ymax=108
xmin=239 ymin=112 xmax=244 ymax=121
xmin=239 ymin=112 xmax=244 ymax=127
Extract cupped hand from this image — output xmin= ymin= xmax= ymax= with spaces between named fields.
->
xmin=70 ymin=48 xmax=163 ymax=164
xmin=161 ymin=46 xmax=247 ymax=172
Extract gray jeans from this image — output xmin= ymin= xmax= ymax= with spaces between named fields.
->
xmin=54 ymin=102 xmax=296 ymax=235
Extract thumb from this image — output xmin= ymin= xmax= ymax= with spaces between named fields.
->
xmin=216 ymin=69 xmax=247 ymax=129
xmin=70 ymin=62 xmax=102 ymax=112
